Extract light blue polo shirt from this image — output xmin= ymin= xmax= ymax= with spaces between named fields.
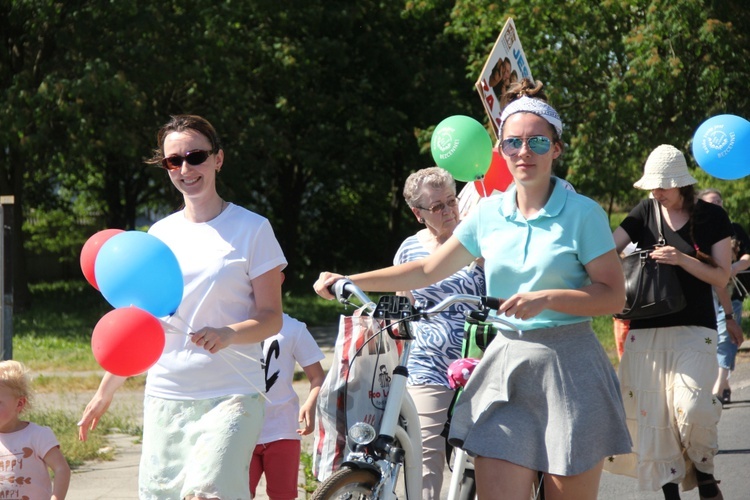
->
xmin=454 ymin=178 xmax=615 ymax=330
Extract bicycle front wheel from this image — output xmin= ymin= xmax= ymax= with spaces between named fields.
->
xmin=312 ymin=465 xmax=381 ymax=500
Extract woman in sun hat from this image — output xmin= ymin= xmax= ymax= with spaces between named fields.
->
xmin=605 ymin=144 xmax=733 ymax=500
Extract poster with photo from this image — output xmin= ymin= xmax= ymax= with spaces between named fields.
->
xmin=475 ymin=18 xmax=534 ymax=140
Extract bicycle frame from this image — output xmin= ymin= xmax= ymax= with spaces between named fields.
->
xmin=338 ymin=306 xmax=423 ymax=499
xmin=317 ymin=281 xmax=515 ymax=500
xmin=352 ymin=340 xmax=422 ymax=499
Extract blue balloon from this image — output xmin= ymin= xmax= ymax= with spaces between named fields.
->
xmin=691 ymin=114 xmax=750 ymax=180
xmin=95 ymin=231 xmax=183 ymax=317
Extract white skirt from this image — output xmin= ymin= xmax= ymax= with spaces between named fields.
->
xmin=604 ymin=325 xmax=721 ymax=491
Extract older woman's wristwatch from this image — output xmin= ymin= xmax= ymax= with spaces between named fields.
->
xmin=725 ymin=313 xmax=735 ymax=321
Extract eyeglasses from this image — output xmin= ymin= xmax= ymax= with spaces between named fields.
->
xmin=416 ymin=198 xmax=458 ymax=214
xmin=161 ymin=149 xmax=214 ymax=170
xmin=501 ymin=136 xmax=552 ymax=156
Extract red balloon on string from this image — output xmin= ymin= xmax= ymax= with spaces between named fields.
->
xmin=474 ymin=147 xmax=513 ymax=196
xmin=80 ymin=229 xmax=124 ymax=290
xmin=91 ymin=306 xmax=166 ymax=377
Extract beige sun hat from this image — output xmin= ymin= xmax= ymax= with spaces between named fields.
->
xmin=633 ymin=144 xmax=698 ymax=190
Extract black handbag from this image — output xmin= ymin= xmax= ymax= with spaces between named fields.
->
xmin=614 ymin=200 xmax=687 ymax=320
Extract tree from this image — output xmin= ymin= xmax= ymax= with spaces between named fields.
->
xmin=2 ymin=0 xmax=472 ymax=302
xmin=447 ymin=0 xmax=750 ymax=221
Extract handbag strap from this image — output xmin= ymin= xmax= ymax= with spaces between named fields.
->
xmin=653 ymin=198 xmax=666 ymax=246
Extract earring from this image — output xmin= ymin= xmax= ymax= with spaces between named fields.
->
xmin=418 ymin=218 xmax=425 ymax=223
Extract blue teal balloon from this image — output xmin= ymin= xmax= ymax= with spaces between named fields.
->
xmin=95 ymin=231 xmax=183 ymax=317
xmin=430 ymin=115 xmax=492 ymax=182
xmin=691 ymin=114 xmax=750 ymax=180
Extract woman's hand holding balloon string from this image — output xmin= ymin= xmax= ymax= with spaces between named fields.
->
xmin=190 ymin=326 xmax=235 ymax=354
xmin=162 ymin=315 xmax=270 ymax=401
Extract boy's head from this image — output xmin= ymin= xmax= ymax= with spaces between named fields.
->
xmin=0 ymin=360 xmax=32 ymax=413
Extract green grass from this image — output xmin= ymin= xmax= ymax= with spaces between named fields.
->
xmin=283 ymin=291 xmax=346 ymax=327
xmin=14 ymin=280 xmax=112 ymax=372
xmin=299 ymin=451 xmax=319 ymax=496
xmin=24 ymin=407 xmax=142 ymax=467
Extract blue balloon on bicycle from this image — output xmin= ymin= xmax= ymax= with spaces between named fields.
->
xmin=691 ymin=114 xmax=750 ymax=180
xmin=95 ymin=231 xmax=183 ymax=317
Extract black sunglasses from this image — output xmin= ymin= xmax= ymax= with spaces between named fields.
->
xmin=161 ymin=149 xmax=214 ymax=170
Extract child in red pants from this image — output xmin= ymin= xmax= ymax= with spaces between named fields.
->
xmin=250 ymin=313 xmax=325 ymax=499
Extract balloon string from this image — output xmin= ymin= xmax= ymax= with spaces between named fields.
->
xmin=168 ymin=312 xmax=194 ymax=333
xmin=158 ymin=318 xmax=185 ymax=336
xmin=158 ymin=317 xmax=267 ymax=399
xmin=478 ymin=179 xmax=488 ymax=197
xmin=219 ymin=350 xmax=271 ymax=403
xmin=159 ymin=319 xmax=262 ymax=364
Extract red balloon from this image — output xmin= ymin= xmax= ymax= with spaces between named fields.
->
xmin=473 ymin=147 xmax=513 ymax=196
xmin=80 ymin=229 xmax=124 ymax=290
xmin=91 ymin=307 xmax=166 ymax=377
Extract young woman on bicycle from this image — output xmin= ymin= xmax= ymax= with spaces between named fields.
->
xmin=315 ymin=79 xmax=631 ymax=500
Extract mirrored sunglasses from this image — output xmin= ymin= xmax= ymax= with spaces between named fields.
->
xmin=501 ymin=136 xmax=552 ymax=156
xmin=417 ymin=198 xmax=458 ymax=214
xmin=161 ymin=149 xmax=213 ymax=170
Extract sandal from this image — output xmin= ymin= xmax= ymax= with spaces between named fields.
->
xmin=697 ymin=478 xmax=723 ymax=500
xmin=721 ymin=388 xmax=731 ymax=405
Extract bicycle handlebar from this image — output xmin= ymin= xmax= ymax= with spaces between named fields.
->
xmin=330 ymin=278 xmax=521 ymax=333
xmin=331 ymin=278 xmax=377 ymax=312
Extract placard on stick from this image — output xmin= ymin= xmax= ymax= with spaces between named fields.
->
xmin=475 ymin=18 xmax=534 ymax=140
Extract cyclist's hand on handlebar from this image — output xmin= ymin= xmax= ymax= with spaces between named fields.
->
xmin=313 ymin=272 xmax=345 ymax=300
xmin=498 ymin=292 xmax=546 ymax=321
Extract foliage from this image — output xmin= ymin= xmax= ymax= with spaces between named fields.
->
xmin=2 ymin=0 xmax=472 ymax=298
xmin=3 ymin=1 xmax=750 ymax=301
xmin=447 ymin=0 xmax=750 ymax=223
xmin=300 ymin=451 xmax=320 ymax=496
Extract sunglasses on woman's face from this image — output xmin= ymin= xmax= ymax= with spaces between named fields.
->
xmin=161 ymin=149 xmax=213 ymax=170
xmin=501 ymin=136 xmax=552 ymax=156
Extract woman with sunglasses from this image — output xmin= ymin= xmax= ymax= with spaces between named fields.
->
xmin=78 ymin=114 xmax=287 ymax=500
xmin=314 ymin=79 xmax=631 ymax=499
xmin=394 ymin=166 xmax=485 ymax=499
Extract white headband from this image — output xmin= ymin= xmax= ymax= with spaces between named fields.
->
xmin=499 ymin=96 xmax=563 ymax=137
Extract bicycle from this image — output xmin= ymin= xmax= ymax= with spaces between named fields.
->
xmin=312 ymin=279 xmax=526 ymax=500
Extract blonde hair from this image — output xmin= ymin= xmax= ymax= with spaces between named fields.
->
xmin=403 ymin=167 xmax=456 ymax=208
xmin=0 ymin=360 xmax=33 ymax=411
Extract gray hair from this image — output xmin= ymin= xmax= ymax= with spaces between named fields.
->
xmin=403 ymin=167 xmax=456 ymax=208
xmin=697 ymin=187 xmax=722 ymax=200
